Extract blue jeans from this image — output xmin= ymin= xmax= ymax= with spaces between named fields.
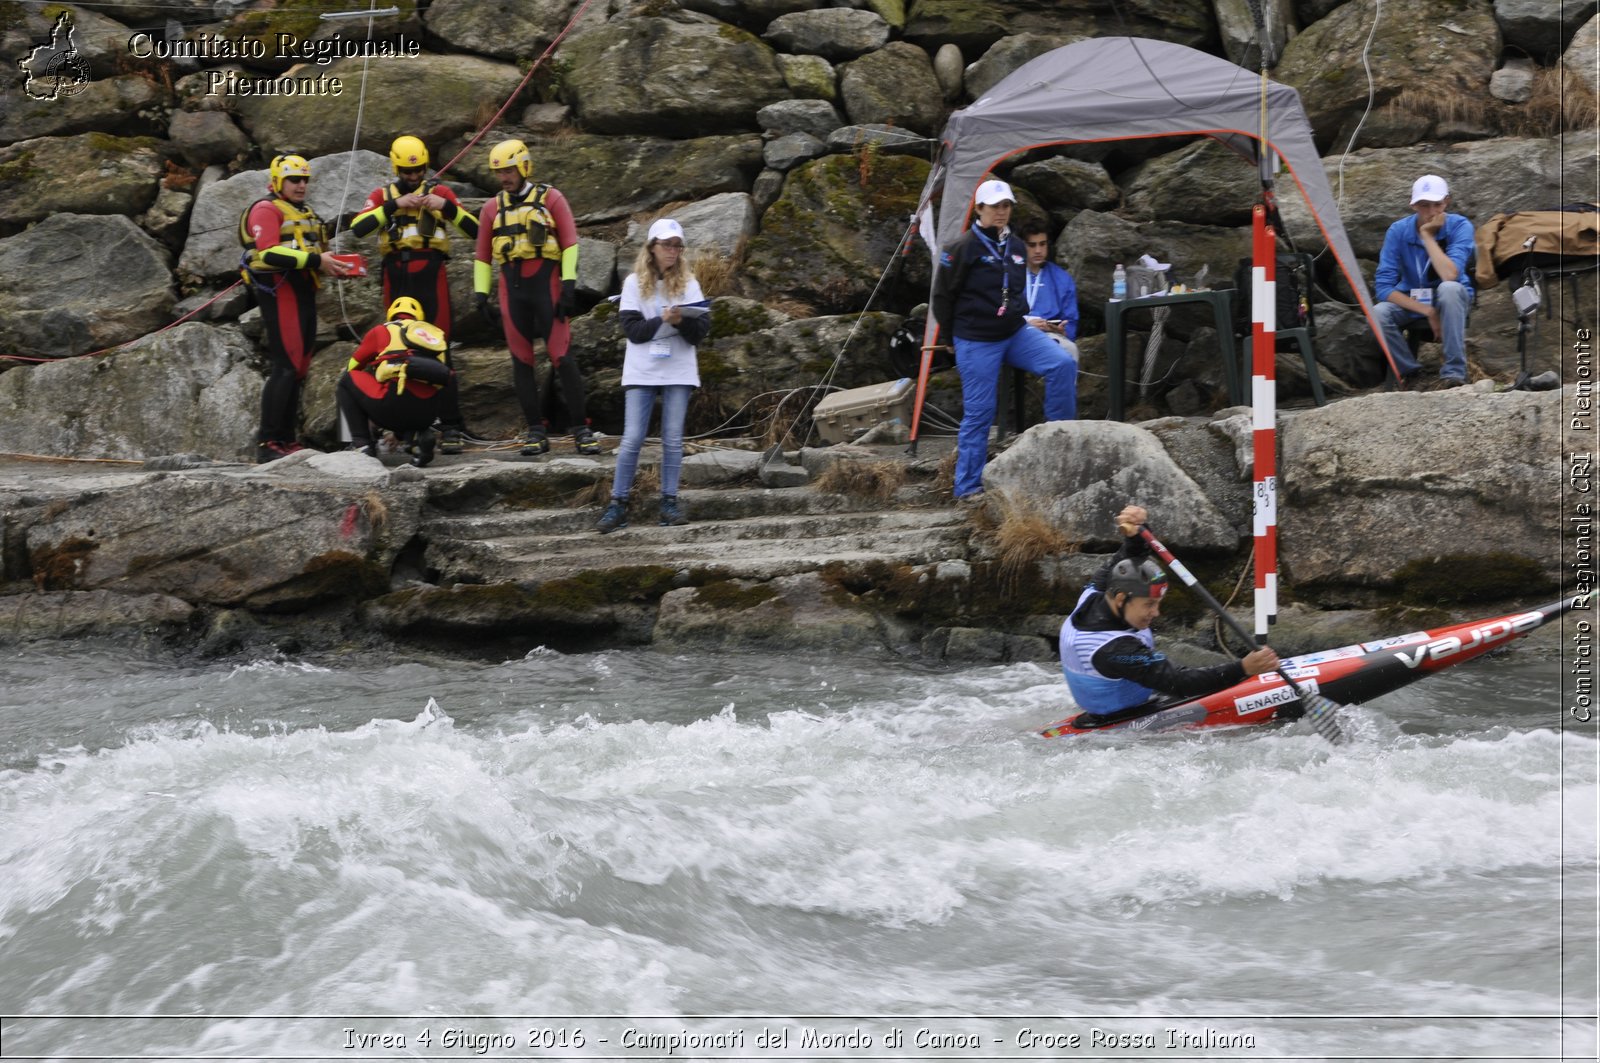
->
xmin=953 ymin=327 xmax=1078 ymax=498
xmin=612 ymin=384 xmax=693 ymax=499
xmin=1373 ymin=281 xmax=1470 ymax=380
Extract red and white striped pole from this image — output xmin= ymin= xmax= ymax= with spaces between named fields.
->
xmin=1250 ymin=204 xmax=1278 ymax=639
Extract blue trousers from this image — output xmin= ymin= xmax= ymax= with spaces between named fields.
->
xmin=1373 ymin=281 xmax=1470 ymax=380
xmin=612 ymin=384 xmax=694 ymax=499
xmin=953 ymin=327 xmax=1078 ymax=498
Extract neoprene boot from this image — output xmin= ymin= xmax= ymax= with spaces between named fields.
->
xmin=520 ymin=427 xmax=550 ymax=456
xmin=572 ymin=424 xmax=601 ymax=456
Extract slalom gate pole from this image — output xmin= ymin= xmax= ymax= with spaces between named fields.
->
xmin=1135 ymin=525 xmax=1345 ymax=744
xmin=1250 ymin=205 xmax=1279 ymax=640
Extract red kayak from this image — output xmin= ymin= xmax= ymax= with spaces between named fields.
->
xmin=1039 ymin=595 xmax=1584 ymax=739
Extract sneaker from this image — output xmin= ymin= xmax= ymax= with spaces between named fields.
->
xmin=572 ymin=424 xmax=601 ymax=456
xmin=658 ymin=494 xmax=688 ymax=527
xmin=408 ymin=428 xmax=437 ymax=468
xmin=1396 ymin=371 xmax=1420 ymax=392
xmin=1438 ymin=376 xmax=1466 ymax=389
xmin=346 ymin=440 xmax=378 ymax=459
xmin=256 ymin=440 xmax=303 ymax=464
xmin=438 ymin=426 xmax=464 ymax=455
xmin=597 ymin=498 xmax=628 ymax=534
xmin=520 ymin=428 xmax=550 ymax=456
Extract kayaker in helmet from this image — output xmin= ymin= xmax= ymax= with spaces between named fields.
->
xmin=1059 ymin=504 xmax=1281 ymax=727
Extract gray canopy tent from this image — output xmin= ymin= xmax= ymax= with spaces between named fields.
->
xmin=911 ymin=36 xmax=1397 ymax=435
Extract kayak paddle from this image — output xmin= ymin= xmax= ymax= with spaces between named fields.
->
xmin=1134 ymin=524 xmax=1347 ymax=744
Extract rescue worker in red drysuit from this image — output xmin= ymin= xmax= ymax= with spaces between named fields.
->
xmin=240 ymin=153 xmax=357 ymax=463
xmin=336 ymin=297 xmax=458 ymax=468
xmin=473 ymin=138 xmax=600 ymax=456
xmin=349 ymin=135 xmax=477 ymax=453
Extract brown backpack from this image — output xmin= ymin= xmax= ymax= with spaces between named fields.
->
xmin=1473 ymin=204 xmax=1599 ymax=288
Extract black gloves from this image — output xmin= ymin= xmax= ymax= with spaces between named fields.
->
xmin=555 ymin=279 xmax=577 ymax=321
xmin=474 ymin=292 xmax=493 ymax=325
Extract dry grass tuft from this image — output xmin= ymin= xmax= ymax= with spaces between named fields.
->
xmin=933 ymin=448 xmax=958 ymax=496
xmin=568 ymin=468 xmax=660 ymax=508
xmin=1388 ymin=71 xmax=1598 ymax=138
xmin=1500 ymin=68 xmax=1599 ymax=137
xmin=763 ymin=296 xmax=816 ymax=320
xmin=984 ymin=491 xmax=1077 ymax=592
xmin=361 ymin=490 xmax=389 ymax=532
xmin=1386 ymin=86 xmax=1489 ymax=128
xmin=690 ymin=238 xmax=745 ymax=297
xmin=813 ymin=457 xmax=908 ymax=500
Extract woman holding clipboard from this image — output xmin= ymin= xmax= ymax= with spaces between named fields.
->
xmin=597 ymin=219 xmax=713 ymax=533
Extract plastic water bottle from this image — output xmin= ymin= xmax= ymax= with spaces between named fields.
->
xmin=1111 ymin=263 xmax=1127 ymax=302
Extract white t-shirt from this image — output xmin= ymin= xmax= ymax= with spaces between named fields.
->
xmin=619 ymin=273 xmax=704 ymax=387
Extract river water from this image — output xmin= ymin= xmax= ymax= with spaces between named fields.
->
xmin=1 ymin=639 xmax=1594 ymax=1062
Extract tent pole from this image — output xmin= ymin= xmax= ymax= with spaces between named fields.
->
xmin=1251 ymin=205 xmax=1280 ymax=639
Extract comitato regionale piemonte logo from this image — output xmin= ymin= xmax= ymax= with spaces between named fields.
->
xmin=18 ymin=11 xmax=92 ymax=101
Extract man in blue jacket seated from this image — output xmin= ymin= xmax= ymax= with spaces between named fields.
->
xmin=1060 ymin=504 xmax=1281 ymax=726
xmin=1018 ymin=218 xmax=1078 ymax=359
xmin=1373 ymin=174 xmax=1476 ymax=390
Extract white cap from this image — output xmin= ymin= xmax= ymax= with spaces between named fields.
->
xmin=647 ymin=218 xmax=685 ymax=243
xmin=1410 ymin=174 xmax=1449 ymax=204
xmin=974 ymin=179 xmax=1015 ymax=206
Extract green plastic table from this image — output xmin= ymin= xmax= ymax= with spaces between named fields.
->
xmin=1104 ymin=289 xmax=1240 ymax=420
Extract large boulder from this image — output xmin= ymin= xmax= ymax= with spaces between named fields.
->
xmin=1275 ymin=133 xmax=1600 ymax=260
xmin=1215 ymin=0 xmax=1294 ymax=69
xmin=1279 ymin=388 xmax=1563 ymax=588
xmin=425 ymin=0 xmax=609 ymax=60
xmin=178 ymin=150 xmax=393 ymax=282
xmin=617 ymin=192 xmax=759 ymax=276
xmin=442 ymin=131 xmax=763 ymax=225
xmin=1009 ymin=155 xmax=1121 ymax=214
xmin=654 ymin=572 xmax=896 ymax=650
xmin=906 ymin=0 xmax=1212 ymax=53
xmin=0 ymin=213 xmax=174 ymax=360
xmin=742 ymin=153 xmax=930 ymax=313
xmin=22 ymin=472 xmax=425 ymax=610
xmin=1565 ymin=15 xmax=1600 ymax=96
xmin=1497 ymin=0 xmax=1597 ymax=61
xmin=1120 ymin=139 xmax=1263 ymax=227
xmin=0 ymin=74 xmax=170 ymax=147
xmin=1277 ymin=0 xmax=1501 ymax=146
xmin=231 ymin=54 xmax=526 ymax=158
xmin=763 ymin=9 xmax=892 ymax=60
xmin=557 ymin=16 xmax=789 ymax=137
xmin=981 ymin=420 xmax=1239 ymax=550
xmin=1 ymin=3 xmax=136 ymax=80
xmin=837 ymin=42 xmax=947 ymax=136
xmin=0 ymin=132 xmax=169 ymax=230
xmin=0 ymin=322 xmax=258 ymax=460
xmin=963 ymin=33 xmax=1081 ymax=101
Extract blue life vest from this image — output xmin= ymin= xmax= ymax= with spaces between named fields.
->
xmin=1059 ymin=586 xmax=1157 ymax=713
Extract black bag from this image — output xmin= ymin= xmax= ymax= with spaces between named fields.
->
xmin=1232 ymin=255 xmax=1310 ymax=333
xmin=888 ymin=315 xmax=954 ymax=377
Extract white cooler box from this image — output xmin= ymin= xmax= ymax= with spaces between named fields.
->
xmin=811 ymin=378 xmax=915 ymax=444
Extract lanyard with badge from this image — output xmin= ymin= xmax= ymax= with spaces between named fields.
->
xmin=648 ymin=294 xmax=674 ymax=359
xmin=974 ymin=227 xmax=1013 ymax=315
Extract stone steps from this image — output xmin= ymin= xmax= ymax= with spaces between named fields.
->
xmin=420 ymin=488 xmax=971 ymax=585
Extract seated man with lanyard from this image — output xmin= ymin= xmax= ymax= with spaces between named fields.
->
xmin=1018 ymin=218 xmax=1079 ymax=358
xmin=1060 ymin=504 xmax=1281 ymax=726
